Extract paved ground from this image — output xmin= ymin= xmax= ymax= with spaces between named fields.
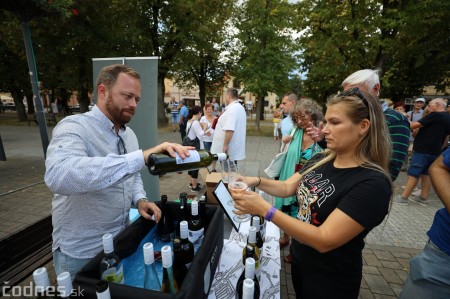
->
xmin=0 ymin=120 xmax=442 ymax=298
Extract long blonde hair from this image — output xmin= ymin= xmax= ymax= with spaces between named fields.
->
xmin=302 ymin=91 xmax=391 ymax=180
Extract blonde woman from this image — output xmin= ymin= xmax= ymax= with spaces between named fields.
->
xmin=231 ymin=89 xmax=392 ymax=298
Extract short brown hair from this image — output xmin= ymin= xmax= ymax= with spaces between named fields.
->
xmin=96 ymin=64 xmax=140 ymax=90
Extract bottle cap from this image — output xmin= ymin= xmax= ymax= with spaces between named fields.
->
xmin=161 ymin=245 xmax=173 ymax=268
xmin=102 ymin=233 xmax=114 ymax=254
xmin=33 ymin=267 xmax=50 ymax=293
xmin=180 ymin=220 xmax=189 ymax=239
xmin=191 ymin=200 xmax=199 ymax=215
xmin=258 ymin=190 xmax=265 ymax=196
xmin=143 ymin=242 xmax=155 ymax=265
xmin=216 ymin=153 xmax=227 ymax=161
xmin=243 ymin=278 xmax=255 ymax=297
xmin=244 ymin=257 xmax=255 ymax=279
xmin=248 ymin=226 xmax=257 ymax=243
xmin=200 ymin=195 xmax=206 ymax=202
xmin=57 ymin=272 xmax=73 ymax=298
xmin=252 ymin=216 xmax=260 ymax=230
xmin=96 ymin=280 xmax=111 ymax=298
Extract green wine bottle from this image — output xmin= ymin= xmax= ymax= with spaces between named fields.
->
xmin=147 ymin=150 xmax=227 ymax=175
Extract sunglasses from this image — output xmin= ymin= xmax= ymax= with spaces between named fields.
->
xmin=337 ymin=87 xmax=370 ymax=110
xmin=117 ymin=135 xmax=127 ymax=155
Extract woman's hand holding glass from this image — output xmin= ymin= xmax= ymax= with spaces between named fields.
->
xmin=228 ymin=174 xmax=251 ymax=223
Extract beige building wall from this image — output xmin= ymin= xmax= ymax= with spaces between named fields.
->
xmin=164 ymin=77 xmax=279 ymax=112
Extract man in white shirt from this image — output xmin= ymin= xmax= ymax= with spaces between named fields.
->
xmin=211 ymin=88 xmax=247 ymax=163
xmin=279 ymin=92 xmax=298 ymax=152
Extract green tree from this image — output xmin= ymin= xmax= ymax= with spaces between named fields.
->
xmin=233 ymin=0 xmax=299 ymax=129
xmin=295 ymin=0 xmax=450 ymax=102
xmin=170 ymin=0 xmax=235 ymax=107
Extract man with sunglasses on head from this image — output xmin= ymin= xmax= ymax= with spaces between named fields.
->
xmin=45 ymin=64 xmax=191 ymax=280
xmin=306 ymin=69 xmax=410 ymax=182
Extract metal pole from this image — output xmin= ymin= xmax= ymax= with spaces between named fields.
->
xmin=21 ymin=20 xmax=49 ymax=158
xmin=0 ymin=134 xmax=6 ymax=161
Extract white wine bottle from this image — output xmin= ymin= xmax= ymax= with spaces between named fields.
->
xmin=143 ymin=242 xmax=161 ymax=291
xmin=235 ymin=258 xmax=260 ymax=299
xmin=242 ymin=226 xmax=261 ymax=279
xmin=147 ymin=150 xmax=227 ymax=175
xmin=56 ymin=272 xmax=73 ymax=298
xmin=100 ymin=233 xmax=124 ymax=284
xmin=188 ymin=200 xmax=204 ymax=254
xmin=251 ymin=216 xmax=264 ymax=249
xmin=242 ymin=279 xmax=255 ymax=299
xmin=95 ymin=280 xmax=111 ymax=299
xmin=161 ymin=245 xmax=179 ymax=294
xmin=33 ymin=267 xmax=52 ymax=299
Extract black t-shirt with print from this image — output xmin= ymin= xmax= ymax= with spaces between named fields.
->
xmin=290 ymin=159 xmax=391 ymax=296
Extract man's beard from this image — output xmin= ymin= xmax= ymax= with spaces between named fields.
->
xmin=106 ymin=95 xmax=134 ymax=125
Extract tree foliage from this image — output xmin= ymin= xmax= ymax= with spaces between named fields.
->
xmin=233 ymin=0 xmax=299 ymax=127
xmin=295 ymin=0 xmax=450 ymax=103
xmin=170 ymin=0 xmax=235 ymax=107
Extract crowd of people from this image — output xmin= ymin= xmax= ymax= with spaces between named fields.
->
xmin=44 ymin=64 xmax=449 ymax=298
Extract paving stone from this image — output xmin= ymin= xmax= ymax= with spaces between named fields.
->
xmin=390 ymin=283 xmax=405 ymax=297
xmin=363 ymin=253 xmax=383 ymax=267
xmin=373 ymin=295 xmax=397 ymax=299
xmin=360 ymin=276 xmax=369 ymax=289
xmin=380 ymin=260 xmax=403 ymax=270
xmin=359 ymin=288 xmax=375 ymax=299
xmin=372 ymin=249 xmax=397 ymax=262
xmin=362 ymin=273 xmax=395 ymax=296
xmin=391 ymin=251 xmax=412 ymax=259
xmin=379 ymin=267 xmax=403 ymax=284
xmin=395 ymin=269 xmax=409 ymax=283
xmin=363 ymin=265 xmax=381 ymax=275
xmin=396 ymin=257 xmax=411 ymax=270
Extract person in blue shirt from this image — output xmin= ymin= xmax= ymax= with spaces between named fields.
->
xmin=399 ymin=147 xmax=450 ymax=298
xmin=178 ymin=100 xmax=189 ymax=141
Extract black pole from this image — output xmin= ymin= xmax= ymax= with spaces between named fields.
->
xmin=21 ymin=20 xmax=49 ymax=158
xmin=0 ymin=134 xmax=6 ymax=161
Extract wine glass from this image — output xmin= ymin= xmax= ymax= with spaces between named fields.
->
xmin=221 ymin=160 xmax=238 ymax=206
xmin=227 ymin=164 xmax=251 ymax=223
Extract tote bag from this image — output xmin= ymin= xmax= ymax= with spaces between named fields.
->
xmin=182 ymin=121 xmax=201 ymax=150
xmin=264 ymin=127 xmax=297 ymax=177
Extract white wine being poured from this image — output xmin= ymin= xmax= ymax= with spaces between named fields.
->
xmin=228 ymin=181 xmax=248 ymax=191
xmin=147 ymin=150 xmax=227 ymax=175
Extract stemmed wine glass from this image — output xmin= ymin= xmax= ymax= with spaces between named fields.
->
xmin=226 ymin=162 xmax=251 ymax=223
xmin=221 ymin=159 xmax=238 ymax=206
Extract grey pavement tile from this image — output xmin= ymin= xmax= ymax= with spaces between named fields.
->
xmin=391 ymin=251 xmax=412 ymax=259
xmin=363 ymin=253 xmax=384 ymax=267
xmin=373 ymin=295 xmax=397 ymax=299
xmin=280 ymin=287 xmax=288 ymax=299
xmin=379 ymin=267 xmax=403 ymax=284
xmin=363 ymin=265 xmax=381 ymax=275
xmin=396 ymin=258 xmax=412 ymax=270
xmin=362 ymin=273 xmax=395 ymax=296
xmin=359 ymin=288 xmax=375 ymax=299
xmin=372 ymin=249 xmax=397 ymax=262
xmin=395 ymin=269 xmax=409 ymax=283
xmin=286 ymin=274 xmax=295 ymax=295
xmin=360 ymin=276 xmax=369 ymax=289
xmin=280 ymin=268 xmax=287 ymax=286
xmin=390 ymin=283 xmax=405 ymax=297
xmin=380 ymin=260 xmax=403 ymax=270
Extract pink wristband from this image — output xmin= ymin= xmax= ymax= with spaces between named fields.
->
xmin=265 ymin=207 xmax=277 ymax=222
